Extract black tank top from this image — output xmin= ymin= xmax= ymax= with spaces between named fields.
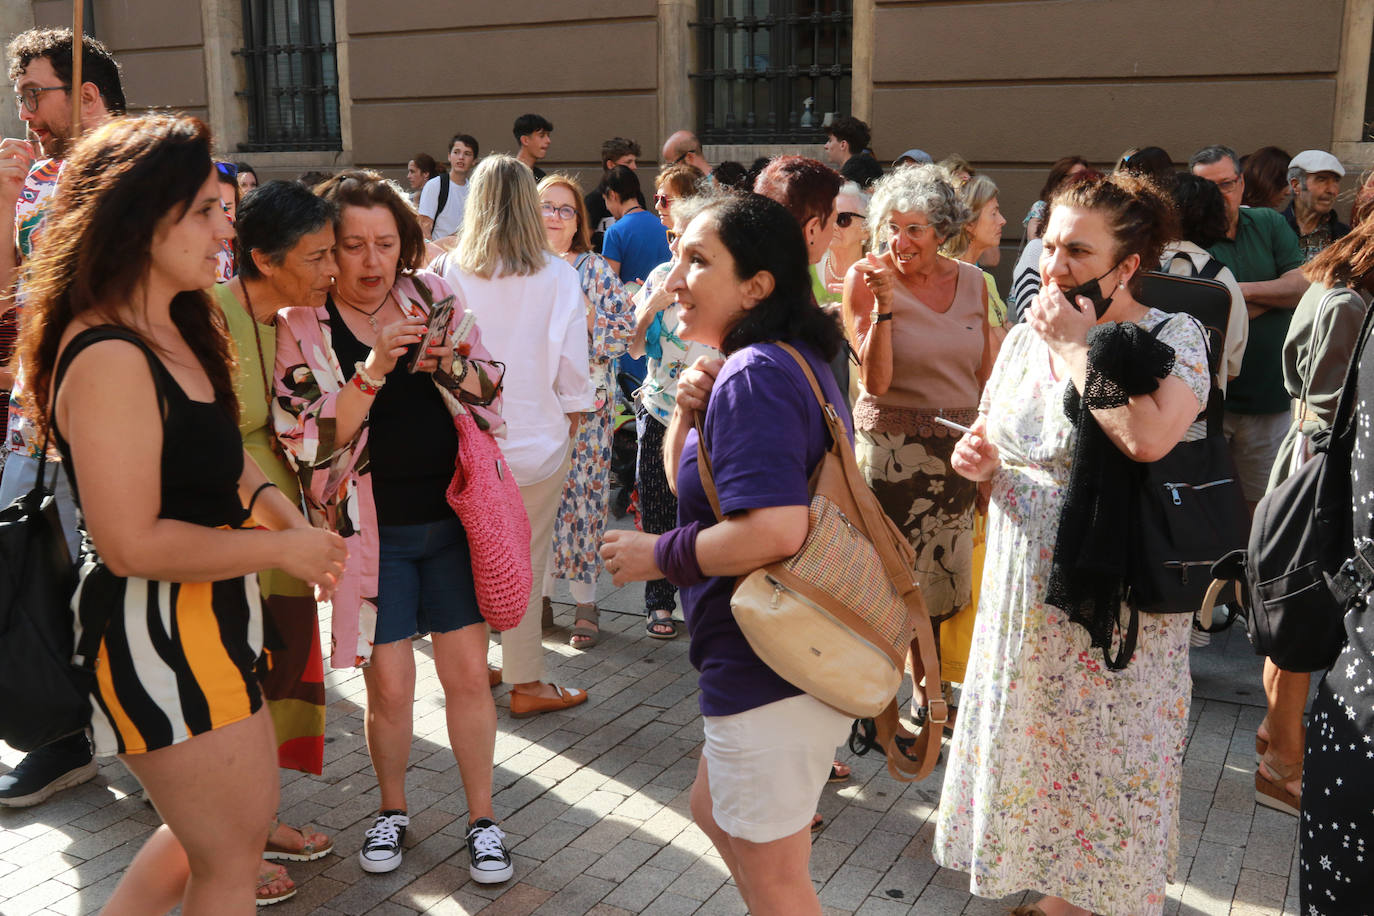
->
xmin=52 ymin=326 xmax=247 ymax=530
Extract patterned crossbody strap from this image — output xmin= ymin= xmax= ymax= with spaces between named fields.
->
xmin=695 ymin=341 xmax=912 ymax=591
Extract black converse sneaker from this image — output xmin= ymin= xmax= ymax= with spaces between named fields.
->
xmin=359 ymin=810 xmax=408 ymax=873
xmin=465 ymin=818 xmax=513 ymax=884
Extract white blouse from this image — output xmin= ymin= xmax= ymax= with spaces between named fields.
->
xmin=438 ymin=252 xmax=594 ymax=485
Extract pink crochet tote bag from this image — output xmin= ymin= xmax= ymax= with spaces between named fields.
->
xmin=447 ymin=410 xmax=532 ymax=630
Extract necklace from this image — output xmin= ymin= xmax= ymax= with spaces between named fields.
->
xmin=344 ymin=296 xmax=389 ymax=332
xmin=236 ymin=279 xmax=286 ymax=461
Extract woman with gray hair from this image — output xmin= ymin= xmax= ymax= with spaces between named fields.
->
xmin=843 ymin=164 xmax=995 ymax=723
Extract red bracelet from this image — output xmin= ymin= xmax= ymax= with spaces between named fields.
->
xmin=351 ymin=372 xmax=381 ymax=396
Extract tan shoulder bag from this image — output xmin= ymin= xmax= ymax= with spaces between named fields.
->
xmin=695 ymin=342 xmax=944 ymax=782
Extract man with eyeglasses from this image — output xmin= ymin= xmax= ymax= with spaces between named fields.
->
xmin=0 ymin=27 xmax=124 ymax=809
xmin=1190 ymin=144 xmax=1307 ymax=508
xmin=661 ymin=130 xmax=712 ymax=175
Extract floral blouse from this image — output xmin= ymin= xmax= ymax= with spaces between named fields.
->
xmin=272 ymin=269 xmax=504 ymax=667
xmin=573 ymin=250 xmax=635 ymax=400
xmin=638 ymin=261 xmax=722 ymax=427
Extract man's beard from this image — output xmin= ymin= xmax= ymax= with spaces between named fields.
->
xmin=33 ymin=127 xmax=69 ymax=159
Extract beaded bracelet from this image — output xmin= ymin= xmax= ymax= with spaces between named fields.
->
xmin=352 ymin=361 xmax=385 ymax=396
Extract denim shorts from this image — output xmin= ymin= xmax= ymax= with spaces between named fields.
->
xmin=375 ymin=517 xmax=483 ymax=644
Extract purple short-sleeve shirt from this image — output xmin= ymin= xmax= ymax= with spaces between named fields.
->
xmin=675 ymin=340 xmax=854 ymax=717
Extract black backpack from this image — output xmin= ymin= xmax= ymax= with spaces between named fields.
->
xmin=1204 ymin=295 xmax=1374 ymax=671
xmin=434 ymin=172 xmax=451 ymax=216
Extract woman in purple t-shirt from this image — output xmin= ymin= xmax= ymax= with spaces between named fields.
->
xmin=601 ymin=193 xmax=849 ymax=916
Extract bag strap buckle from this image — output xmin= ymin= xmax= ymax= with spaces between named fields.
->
xmin=1332 ymin=537 xmax=1374 ymax=607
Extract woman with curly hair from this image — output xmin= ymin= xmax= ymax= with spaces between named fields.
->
xmin=843 ymin=164 xmax=993 ymax=720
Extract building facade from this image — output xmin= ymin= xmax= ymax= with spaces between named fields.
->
xmin=6 ymin=0 xmax=1370 ymax=262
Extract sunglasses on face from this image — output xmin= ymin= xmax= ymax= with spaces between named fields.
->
xmin=540 ymin=202 xmax=577 ymax=221
xmin=666 ymin=228 xmax=680 ymax=245
xmin=671 ymin=148 xmax=700 ymax=165
xmin=836 ymin=211 xmax=866 ymax=229
xmin=654 ymin=194 xmax=680 ymax=208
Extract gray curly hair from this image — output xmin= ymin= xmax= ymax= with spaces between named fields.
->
xmin=867 ymin=163 xmax=971 ymax=250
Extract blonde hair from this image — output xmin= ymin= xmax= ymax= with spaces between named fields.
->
xmin=453 ymin=155 xmax=550 ymax=278
xmin=537 ymin=172 xmax=591 ymax=255
xmin=942 ymin=174 xmax=999 ymax=260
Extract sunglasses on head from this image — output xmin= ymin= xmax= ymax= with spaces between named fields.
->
xmin=216 ymin=161 xmax=238 ymax=180
xmin=836 ymin=211 xmax=866 ymax=229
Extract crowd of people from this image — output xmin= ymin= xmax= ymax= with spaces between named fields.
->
xmin=3 ymin=24 xmax=1374 ymax=916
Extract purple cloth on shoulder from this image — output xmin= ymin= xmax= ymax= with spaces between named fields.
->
xmin=675 ymin=340 xmax=854 ymax=718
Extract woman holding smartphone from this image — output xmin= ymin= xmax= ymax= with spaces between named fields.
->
xmin=272 ymin=171 xmax=515 ymax=885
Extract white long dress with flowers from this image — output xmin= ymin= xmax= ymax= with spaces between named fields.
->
xmin=932 ymin=314 xmax=1210 ymax=916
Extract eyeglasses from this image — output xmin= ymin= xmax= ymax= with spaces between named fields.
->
xmin=541 ymin=202 xmax=577 ymax=221
xmin=1212 ymin=175 xmax=1243 ymax=194
xmin=14 ymin=85 xmax=70 ymax=113
xmin=836 ymin=211 xmax=866 ymax=229
xmin=654 ymin=194 xmax=680 ymax=209
xmin=671 ymin=148 xmax=700 ymax=166
xmin=887 ymin=221 xmax=936 ymax=242
xmin=216 ymin=161 xmax=238 ymax=180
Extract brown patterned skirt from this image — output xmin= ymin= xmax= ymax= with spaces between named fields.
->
xmin=853 ymin=403 xmax=979 ymax=622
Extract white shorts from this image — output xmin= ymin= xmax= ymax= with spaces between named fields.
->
xmin=701 ymin=693 xmax=852 ymax=843
xmin=1222 ymin=410 xmax=1290 ymax=501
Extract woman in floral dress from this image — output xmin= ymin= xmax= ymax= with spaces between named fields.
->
xmin=537 ymin=174 xmax=634 ymax=648
xmin=934 ymin=173 xmax=1209 ymax=916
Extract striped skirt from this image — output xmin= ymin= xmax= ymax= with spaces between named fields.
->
xmin=72 ymin=556 xmax=265 ymax=757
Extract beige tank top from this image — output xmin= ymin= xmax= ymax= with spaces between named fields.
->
xmin=857 ymin=258 xmax=987 ymax=412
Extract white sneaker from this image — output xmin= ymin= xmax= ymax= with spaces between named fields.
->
xmin=466 ymin=818 xmax=513 ymax=884
xmin=358 ymin=811 xmax=408 ymax=873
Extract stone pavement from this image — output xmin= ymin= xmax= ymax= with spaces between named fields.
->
xmin=0 ymin=558 xmax=1302 ymax=916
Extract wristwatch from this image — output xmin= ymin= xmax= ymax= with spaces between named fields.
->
xmin=870 ymin=309 xmax=893 ymax=323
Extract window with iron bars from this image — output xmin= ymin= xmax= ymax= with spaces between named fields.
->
xmin=691 ymin=0 xmax=852 ymax=145
xmin=235 ymin=0 xmax=341 ymax=151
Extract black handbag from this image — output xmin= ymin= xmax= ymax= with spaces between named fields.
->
xmin=1205 ymin=297 xmax=1374 ymax=672
xmin=0 ymin=441 xmax=88 ymax=752
xmin=1128 ymin=387 xmax=1250 ymax=614
xmin=0 ymin=328 xmax=153 ymax=751
xmin=1126 ymin=316 xmax=1250 ymax=615
xmin=1093 ymin=315 xmax=1250 ymax=669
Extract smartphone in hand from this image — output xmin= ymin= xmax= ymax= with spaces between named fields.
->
xmin=407 ymin=295 xmax=456 ymax=373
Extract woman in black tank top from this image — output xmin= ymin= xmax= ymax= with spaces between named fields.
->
xmin=17 ymin=116 xmax=345 ymax=914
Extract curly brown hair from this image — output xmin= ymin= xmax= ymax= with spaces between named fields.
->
xmin=19 ymin=114 xmax=237 ymax=446
xmin=314 ymin=169 xmax=427 ymax=276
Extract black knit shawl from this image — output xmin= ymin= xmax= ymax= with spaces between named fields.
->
xmin=1044 ymin=321 xmax=1176 ymax=658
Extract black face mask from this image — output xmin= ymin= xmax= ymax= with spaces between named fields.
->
xmin=1062 ymin=262 xmax=1123 ymax=319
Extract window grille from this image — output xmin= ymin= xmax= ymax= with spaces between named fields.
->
xmin=235 ymin=0 xmax=341 ymax=151
xmin=690 ymin=0 xmax=853 ymax=145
